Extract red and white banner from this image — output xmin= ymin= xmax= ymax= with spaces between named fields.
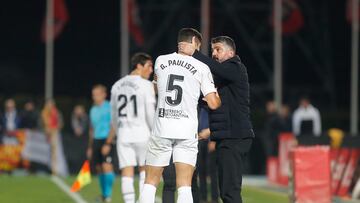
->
xmin=278 ymin=132 xmax=297 ymax=185
xmin=332 ymin=148 xmax=351 ymax=194
xmin=337 ymin=149 xmax=360 ymax=196
xmin=267 ymin=156 xmax=279 ymax=184
xmin=291 ymin=146 xmax=332 ymax=203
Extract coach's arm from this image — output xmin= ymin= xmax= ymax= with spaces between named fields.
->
xmin=193 ymin=50 xmax=240 ymax=82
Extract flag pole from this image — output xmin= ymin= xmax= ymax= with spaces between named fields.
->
xmin=45 ymin=0 xmax=54 ymax=100
xmin=201 ymin=0 xmax=210 ymax=55
xmin=274 ymin=0 xmax=283 ymax=110
xmin=351 ymin=0 xmax=359 ymax=135
xmin=121 ymin=0 xmax=129 ymax=77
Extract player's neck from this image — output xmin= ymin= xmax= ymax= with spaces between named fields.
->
xmin=177 ymin=50 xmax=187 ymax=56
xmin=130 ymin=70 xmax=142 ymax=77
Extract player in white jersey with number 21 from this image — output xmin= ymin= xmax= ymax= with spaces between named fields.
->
xmin=139 ymin=28 xmax=221 ymax=203
xmin=110 ymin=53 xmax=156 ymax=203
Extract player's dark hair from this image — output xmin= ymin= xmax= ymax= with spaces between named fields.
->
xmin=92 ymin=84 xmax=107 ymax=92
xmin=177 ymin=28 xmax=202 ymax=44
xmin=211 ymin=36 xmax=236 ymax=52
xmin=131 ymin=52 xmax=152 ymax=70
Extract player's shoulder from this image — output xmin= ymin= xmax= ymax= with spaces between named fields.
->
xmin=191 ymin=57 xmax=211 ymax=74
xmin=111 ymin=76 xmax=128 ymax=92
xmin=136 ymin=76 xmax=153 ymax=88
xmin=155 ymin=52 xmax=177 ymax=62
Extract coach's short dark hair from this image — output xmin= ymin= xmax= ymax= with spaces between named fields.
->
xmin=131 ymin=52 xmax=152 ymax=70
xmin=211 ymin=36 xmax=236 ymax=52
xmin=177 ymin=28 xmax=202 ymax=44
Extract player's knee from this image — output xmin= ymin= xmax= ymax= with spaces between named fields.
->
xmin=121 ymin=166 xmax=134 ymax=177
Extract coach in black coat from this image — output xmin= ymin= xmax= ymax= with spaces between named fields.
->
xmin=179 ymin=36 xmax=254 ymax=203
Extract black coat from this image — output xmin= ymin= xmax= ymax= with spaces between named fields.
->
xmin=193 ymin=50 xmax=255 ymax=140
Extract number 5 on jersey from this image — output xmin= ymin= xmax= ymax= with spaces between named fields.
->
xmin=166 ymin=74 xmax=184 ymax=106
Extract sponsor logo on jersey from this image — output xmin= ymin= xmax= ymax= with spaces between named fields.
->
xmin=158 ymin=108 xmax=189 ymax=119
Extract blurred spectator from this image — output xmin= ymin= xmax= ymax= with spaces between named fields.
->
xmin=20 ymin=100 xmax=40 ymax=130
xmin=292 ymin=97 xmax=322 ymax=136
xmin=41 ymin=99 xmax=63 ymax=175
xmin=279 ymin=104 xmax=292 ymax=132
xmin=71 ymin=105 xmax=88 ymax=137
xmin=1 ymin=98 xmax=21 ymax=132
xmin=264 ymin=101 xmax=282 ymax=156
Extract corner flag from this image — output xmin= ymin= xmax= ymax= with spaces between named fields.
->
xmin=71 ymin=160 xmax=91 ymax=192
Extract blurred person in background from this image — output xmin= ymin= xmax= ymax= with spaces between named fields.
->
xmin=263 ymin=101 xmax=282 ymax=156
xmin=279 ymin=104 xmax=292 ymax=132
xmin=20 ymin=100 xmax=40 ymax=130
xmin=110 ymin=53 xmax=156 ymax=203
xmin=87 ymin=84 xmax=115 ymax=203
xmin=1 ymin=98 xmax=21 ymax=133
xmin=292 ymin=96 xmax=321 ymax=136
xmin=71 ymin=105 xmax=88 ymax=137
xmin=41 ymin=99 xmax=63 ymax=175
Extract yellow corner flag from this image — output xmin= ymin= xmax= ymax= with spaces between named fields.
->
xmin=71 ymin=160 xmax=91 ymax=192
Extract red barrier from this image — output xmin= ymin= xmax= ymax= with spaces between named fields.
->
xmin=332 ymin=148 xmax=351 ymax=194
xmin=337 ymin=149 xmax=360 ymax=197
xmin=278 ymin=133 xmax=297 ymax=186
xmin=330 ymin=149 xmax=340 ymax=172
xmin=291 ymin=146 xmax=332 ymax=203
xmin=267 ymin=156 xmax=279 ymax=184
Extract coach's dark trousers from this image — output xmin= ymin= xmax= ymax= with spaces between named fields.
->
xmin=216 ymin=138 xmax=252 ymax=203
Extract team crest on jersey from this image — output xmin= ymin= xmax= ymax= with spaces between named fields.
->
xmin=158 ymin=108 xmax=165 ymax=118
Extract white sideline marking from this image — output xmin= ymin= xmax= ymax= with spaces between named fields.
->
xmin=51 ymin=175 xmax=88 ymax=203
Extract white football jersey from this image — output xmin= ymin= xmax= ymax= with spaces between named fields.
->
xmin=111 ymin=75 xmax=156 ymax=143
xmin=153 ymin=52 xmax=216 ymax=139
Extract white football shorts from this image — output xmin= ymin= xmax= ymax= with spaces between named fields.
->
xmin=117 ymin=141 xmax=148 ymax=169
xmin=145 ymin=135 xmax=198 ymax=167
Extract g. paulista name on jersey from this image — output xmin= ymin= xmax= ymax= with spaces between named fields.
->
xmin=159 ymin=59 xmax=198 ymax=75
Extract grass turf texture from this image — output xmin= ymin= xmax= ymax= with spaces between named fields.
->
xmin=0 ymin=175 xmax=289 ymax=203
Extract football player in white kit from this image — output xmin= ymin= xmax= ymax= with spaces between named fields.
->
xmin=110 ymin=53 xmax=156 ymax=203
xmin=139 ymin=28 xmax=221 ymax=203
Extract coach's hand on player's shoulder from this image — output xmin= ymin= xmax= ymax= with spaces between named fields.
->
xmin=101 ymin=144 xmax=111 ymax=156
xmin=86 ymin=148 xmax=93 ymax=160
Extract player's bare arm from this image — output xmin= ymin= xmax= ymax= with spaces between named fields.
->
xmin=204 ymin=92 xmax=221 ymax=110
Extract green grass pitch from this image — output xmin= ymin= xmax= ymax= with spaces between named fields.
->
xmin=0 ymin=175 xmax=289 ymax=203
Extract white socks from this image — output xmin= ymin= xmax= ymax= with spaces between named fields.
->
xmin=139 ymin=171 xmax=146 ymax=195
xmin=177 ymin=186 xmax=193 ymax=203
xmin=138 ymin=184 xmax=156 ymax=203
xmin=121 ymin=177 xmax=135 ymax=203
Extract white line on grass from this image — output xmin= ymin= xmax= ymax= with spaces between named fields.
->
xmin=51 ymin=175 xmax=88 ymax=203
